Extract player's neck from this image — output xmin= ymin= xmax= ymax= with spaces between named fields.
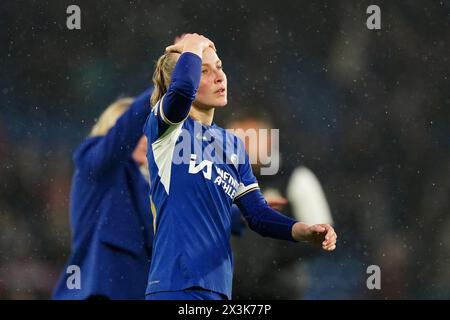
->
xmin=189 ymin=105 xmax=215 ymax=126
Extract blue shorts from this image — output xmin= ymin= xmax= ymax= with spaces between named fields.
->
xmin=146 ymin=287 xmax=227 ymax=300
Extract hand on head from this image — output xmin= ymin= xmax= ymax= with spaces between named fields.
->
xmin=165 ymin=33 xmax=216 ymax=55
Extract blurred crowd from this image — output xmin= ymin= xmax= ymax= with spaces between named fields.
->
xmin=1 ymin=0 xmax=449 ymax=299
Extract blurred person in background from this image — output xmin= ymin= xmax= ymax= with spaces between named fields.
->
xmin=144 ymin=33 xmax=337 ymax=300
xmin=52 ymin=89 xmax=154 ymax=300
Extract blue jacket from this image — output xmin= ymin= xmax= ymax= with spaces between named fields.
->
xmin=53 ymin=90 xmax=153 ymax=299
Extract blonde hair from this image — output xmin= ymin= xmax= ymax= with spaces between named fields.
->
xmin=90 ymin=97 xmax=134 ymax=137
xmin=150 ymin=52 xmax=179 ymax=106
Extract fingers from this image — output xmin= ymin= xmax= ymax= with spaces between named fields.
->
xmin=208 ymin=39 xmax=216 ymax=52
xmin=165 ymin=44 xmax=181 ymax=53
xmin=321 ymin=224 xmax=337 ymax=251
xmin=165 ymin=33 xmax=216 ymax=54
xmin=301 ymin=223 xmax=337 ymax=250
xmin=324 ymin=244 xmax=336 ymax=251
xmin=324 ymin=225 xmax=336 ymax=239
xmin=322 ymin=234 xmax=337 ymax=250
xmin=311 ymin=225 xmax=326 ymax=233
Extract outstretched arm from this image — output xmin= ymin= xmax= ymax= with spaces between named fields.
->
xmin=229 ymin=197 xmax=288 ymax=237
xmin=235 ymin=189 xmax=337 ymax=251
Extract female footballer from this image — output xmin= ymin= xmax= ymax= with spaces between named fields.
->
xmin=144 ymin=33 xmax=337 ymax=300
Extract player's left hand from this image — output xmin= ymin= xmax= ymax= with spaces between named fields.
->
xmin=291 ymin=222 xmax=337 ymax=251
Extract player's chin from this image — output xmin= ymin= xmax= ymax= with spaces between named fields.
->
xmin=212 ymin=97 xmax=227 ymax=108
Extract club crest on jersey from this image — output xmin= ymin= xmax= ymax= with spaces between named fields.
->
xmin=230 ymin=153 xmax=238 ymax=167
xmin=188 ymin=154 xmax=212 ymax=180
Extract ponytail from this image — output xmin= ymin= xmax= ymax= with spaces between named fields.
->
xmin=150 ymin=52 xmax=179 ymax=107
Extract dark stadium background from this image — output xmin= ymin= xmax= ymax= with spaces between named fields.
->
xmin=0 ymin=0 xmax=449 ymax=299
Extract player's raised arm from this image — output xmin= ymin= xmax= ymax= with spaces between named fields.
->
xmin=150 ymin=34 xmax=215 ymax=130
xmin=74 ymin=88 xmax=152 ymax=178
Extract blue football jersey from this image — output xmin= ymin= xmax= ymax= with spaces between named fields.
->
xmin=144 ymin=97 xmax=259 ymax=299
